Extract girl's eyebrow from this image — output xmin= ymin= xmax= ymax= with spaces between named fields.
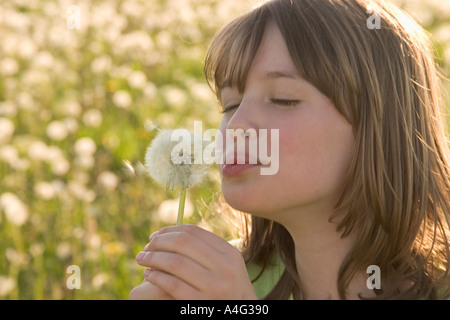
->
xmin=265 ymin=70 xmax=301 ymax=80
xmin=219 ymin=70 xmax=306 ymax=94
xmin=219 ymin=70 xmax=301 ymax=90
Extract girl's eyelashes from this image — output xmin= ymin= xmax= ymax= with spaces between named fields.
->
xmin=220 ymin=104 xmax=240 ymax=114
xmin=270 ymin=98 xmax=300 ymax=106
xmin=220 ymin=98 xmax=300 ymax=113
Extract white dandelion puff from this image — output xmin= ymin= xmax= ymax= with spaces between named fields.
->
xmin=144 ymin=129 xmax=208 ymax=190
xmin=144 ymin=128 xmax=209 ymax=224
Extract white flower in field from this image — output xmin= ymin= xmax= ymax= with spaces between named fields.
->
xmin=61 ymin=100 xmax=82 ymax=117
xmin=50 ymin=154 xmax=70 ymax=175
xmin=34 ymin=181 xmax=56 ymax=200
xmin=127 ymin=71 xmax=147 ymax=89
xmin=0 ymin=276 xmax=15 ymax=297
xmin=74 ymin=137 xmax=96 ymax=156
xmin=144 ymin=129 xmax=209 ymax=190
xmin=12 ymin=158 xmax=30 ymax=171
xmin=156 ymin=197 xmax=194 ymax=224
xmin=46 ymin=120 xmax=68 ymax=141
xmin=90 ymin=55 xmax=112 ymax=74
xmin=17 ymin=38 xmax=36 ymax=59
xmin=0 ymin=145 xmax=18 ymax=164
xmin=0 ymin=58 xmax=19 ymax=76
xmin=155 ymin=31 xmax=173 ymax=50
xmin=5 ymin=248 xmax=28 ymax=265
xmin=163 ymin=86 xmax=187 ymax=107
xmin=56 ymin=242 xmax=71 ymax=260
xmin=190 ymin=82 xmax=213 ymax=102
xmin=0 ymin=101 xmax=17 ymax=117
xmin=75 ymin=154 xmax=95 ymax=170
xmin=0 ymin=192 xmax=29 ymax=226
xmin=97 ymin=171 xmax=119 ymax=191
xmin=29 ymin=243 xmax=45 ymax=257
xmin=112 ymin=90 xmax=132 ymax=109
xmin=120 ymin=0 xmax=143 ymax=18
xmin=82 ymin=109 xmax=102 ymax=127
xmin=143 ymin=82 xmax=157 ymax=100
xmin=0 ymin=118 xmax=14 ymax=144
xmin=16 ymin=91 xmax=35 ymax=111
xmin=63 ymin=117 xmax=79 ymax=134
xmin=28 ymin=140 xmax=49 ymax=161
xmin=92 ymin=273 xmax=108 ymax=288
xmin=115 ymin=30 xmax=153 ymax=54
xmin=32 ymin=51 xmax=54 ymax=69
xmin=68 ymin=181 xmax=96 ymax=202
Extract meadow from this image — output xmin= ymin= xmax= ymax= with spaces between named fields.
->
xmin=0 ymin=0 xmax=449 ymax=299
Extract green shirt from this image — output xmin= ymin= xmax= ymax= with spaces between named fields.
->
xmin=246 ymin=255 xmax=286 ymax=299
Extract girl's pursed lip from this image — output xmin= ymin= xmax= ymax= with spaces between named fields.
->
xmin=223 ymin=152 xmax=261 ymax=165
xmin=221 ymin=163 xmax=261 ymax=177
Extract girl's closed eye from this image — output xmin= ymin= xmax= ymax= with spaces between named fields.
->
xmin=221 ymin=99 xmax=300 ymax=113
xmin=221 ymin=103 xmax=240 ymax=114
xmin=270 ymin=98 xmax=300 ymax=106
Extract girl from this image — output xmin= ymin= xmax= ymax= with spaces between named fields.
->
xmin=130 ymin=0 xmax=450 ymax=299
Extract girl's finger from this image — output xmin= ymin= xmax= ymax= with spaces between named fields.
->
xmin=151 ymin=224 xmax=237 ymax=255
xmin=144 ymin=268 xmax=201 ymax=300
xmin=144 ymin=227 xmax=240 ymax=270
xmin=137 ymin=251 xmax=209 ymax=290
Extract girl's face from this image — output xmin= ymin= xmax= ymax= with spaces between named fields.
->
xmin=218 ymin=22 xmax=355 ymax=222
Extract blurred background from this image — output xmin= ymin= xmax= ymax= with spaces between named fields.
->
xmin=0 ymin=0 xmax=449 ymax=299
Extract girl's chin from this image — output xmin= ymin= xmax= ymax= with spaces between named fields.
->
xmin=222 ymin=189 xmax=272 ymax=215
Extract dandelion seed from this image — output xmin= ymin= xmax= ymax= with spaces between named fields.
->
xmin=144 ymin=119 xmax=157 ymax=132
xmin=144 ymin=129 xmax=209 ymax=224
xmin=122 ymin=159 xmax=135 ymax=176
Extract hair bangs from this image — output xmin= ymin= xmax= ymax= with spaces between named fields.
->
xmin=204 ymin=7 xmax=269 ymax=101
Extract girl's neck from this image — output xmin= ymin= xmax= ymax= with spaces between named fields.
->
xmin=278 ymin=201 xmax=374 ymax=299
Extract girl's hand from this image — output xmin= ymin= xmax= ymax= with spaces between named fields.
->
xmin=135 ymin=224 xmax=258 ymax=300
xmin=129 ymin=280 xmax=173 ymax=300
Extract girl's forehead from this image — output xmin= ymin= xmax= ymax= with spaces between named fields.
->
xmin=245 ymin=24 xmax=299 ymax=78
xmin=218 ymin=23 xmax=300 ymax=92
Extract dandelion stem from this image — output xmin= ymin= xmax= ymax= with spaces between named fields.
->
xmin=177 ymin=188 xmax=187 ymax=225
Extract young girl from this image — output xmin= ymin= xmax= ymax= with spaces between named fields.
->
xmin=130 ymin=0 xmax=450 ymax=299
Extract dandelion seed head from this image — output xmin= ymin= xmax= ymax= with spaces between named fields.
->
xmin=144 ymin=129 xmax=208 ymax=190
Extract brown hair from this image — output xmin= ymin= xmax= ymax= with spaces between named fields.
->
xmin=204 ymin=0 xmax=450 ymax=299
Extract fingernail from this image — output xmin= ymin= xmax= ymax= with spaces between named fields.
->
xmin=149 ymin=231 xmax=158 ymax=240
xmin=144 ymin=269 xmax=151 ymax=277
xmin=136 ymin=251 xmax=145 ymax=261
